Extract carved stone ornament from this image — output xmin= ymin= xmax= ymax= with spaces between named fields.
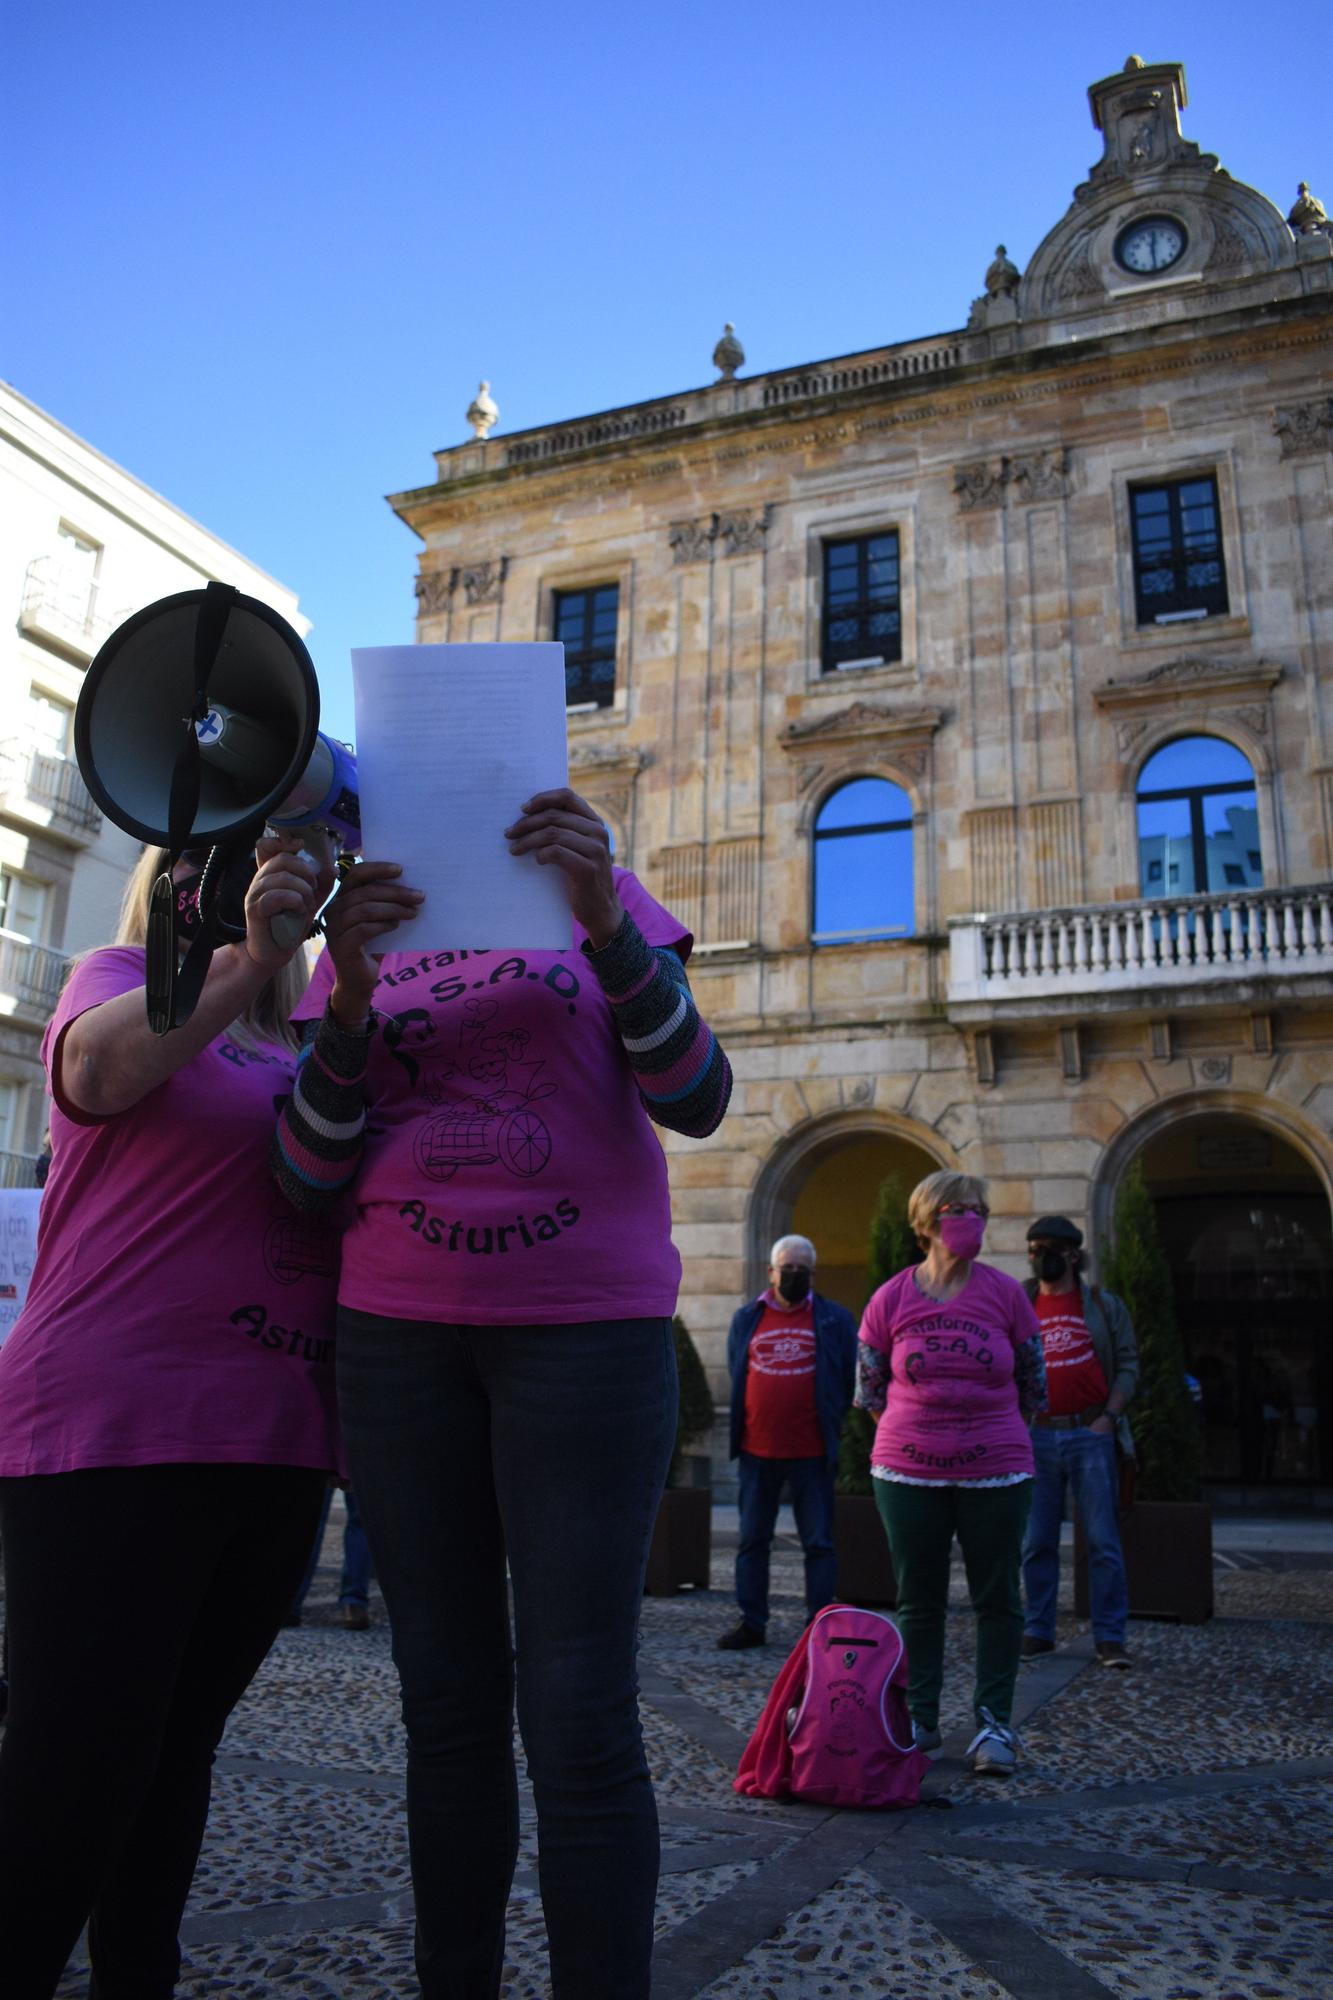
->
xmin=1055 ymin=243 xmax=1103 ymax=303
xmin=984 ymin=245 xmax=1020 ymax=298
xmin=712 ymin=323 xmax=746 ymax=381
xmin=459 ymin=558 xmax=508 ymax=607
xmin=1198 ymin=1056 xmax=1232 ymax=1084
xmin=568 ymin=743 xmax=650 ymax=779
xmin=414 ymin=569 xmax=452 ymax=617
xmin=954 ymin=460 xmax=1008 ymax=510
xmin=717 ymin=506 xmax=772 ymax=557
xmin=1011 ymin=447 xmax=1071 ymax=503
xmin=1095 ymin=656 xmax=1283 ymax=715
xmin=1273 ymin=399 xmax=1333 ymax=457
xmin=779 ymin=701 xmax=944 ymax=760
xmin=1206 ymin=216 xmax=1250 ymax=273
xmin=1082 ymin=58 xmax=1209 ymax=194
xmin=668 ymin=516 xmax=717 ymax=564
xmin=1288 ymin=182 xmax=1329 ymax=236
xmin=466 ymin=380 xmax=499 ymax=441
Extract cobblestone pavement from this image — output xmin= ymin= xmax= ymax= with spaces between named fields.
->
xmin=43 ymin=1504 xmax=1333 ymax=1999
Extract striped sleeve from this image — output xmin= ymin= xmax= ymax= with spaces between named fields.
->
xmin=584 ymin=913 xmax=732 ymax=1138
xmin=271 ymin=1006 xmax=371 ymax=1211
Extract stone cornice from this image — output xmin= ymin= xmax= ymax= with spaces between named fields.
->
xmin=1093 ymin=655 xmax=1284 ymax=712
xmin=388 ymin=307 xmax=1333 ymax=536
xmin=569 ymin=741 xmax=651 ymax=781
xmin=778 ymin=701 xmax=946 ymax=752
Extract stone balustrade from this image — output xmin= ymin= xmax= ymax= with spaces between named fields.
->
xmin=948 ymin=884 xmax=1333 ymax=1004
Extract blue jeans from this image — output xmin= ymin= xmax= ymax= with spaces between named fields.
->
xmin=337 ymin=1308 xmax=677 ymax=2000
xmin=735 ymin=1452 xmax=837 ymax=1633
xmin=1023 ymin=1428 xmax=1128 ymax=1645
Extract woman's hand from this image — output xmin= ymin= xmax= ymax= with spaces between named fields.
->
xmin=322 ymin=861 xmax=424 ymax=1024
xmin=243 ymin=843 xmax=324 ymax=974
xmin=505 ymin=789 xmax=624 ymax=948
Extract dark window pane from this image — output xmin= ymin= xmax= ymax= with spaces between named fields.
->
xmin=555 ymin=584 xmax=618 ymax=708
xmin=1130 ymin=477 xmax=1229 ymax=623
xmin=821 ymin=531 xmax=902 ymax=671
xmin=1137 ymin=798 xmax=1195 ymax=897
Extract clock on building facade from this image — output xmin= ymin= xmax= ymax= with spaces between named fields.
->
xmin=1115 ymin=215 xmax=1188 ymax=275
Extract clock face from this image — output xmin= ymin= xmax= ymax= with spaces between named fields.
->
xmin=1115 ymin=216 xmax=1188 ymax=275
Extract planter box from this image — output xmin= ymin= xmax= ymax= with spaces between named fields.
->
xmin=833 ymin=1494 xmax=897 ymax=1607
xmin=644 ymin=1487 xmax=712 ymax=1595
xmin=1074 ymin=1499 xmax=1213 ymax=1624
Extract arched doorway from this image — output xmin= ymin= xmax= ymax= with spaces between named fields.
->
xmin=1130 ymin=1112 xmax=1333 ymax=1487
xmin=750 ymin=1119 xmax=943 ymax=1317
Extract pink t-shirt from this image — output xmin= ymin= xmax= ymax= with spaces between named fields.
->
xmin=859 ymin=1263 xmax=1041 ymax=1481
xmin=0 ymin=948 xmax=341 ymax=1478
xmin=291 ymin=868 xmax=690 ymax=1326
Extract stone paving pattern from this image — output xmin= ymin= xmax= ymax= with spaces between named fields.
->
xmin=34 ymin=1503 xmax=1333 ymax=1999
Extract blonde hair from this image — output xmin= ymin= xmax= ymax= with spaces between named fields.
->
xmin=908 ymin=1170 xmax=990 ymax=1251
xmin=111 ymin=844 xmax=309 ymax=1053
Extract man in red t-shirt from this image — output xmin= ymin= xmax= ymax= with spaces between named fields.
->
xmin=719 ymin=1235 xmax=857 ymax=1649
xmin=1021 ymin=1215 xmax=1139 ymax=1669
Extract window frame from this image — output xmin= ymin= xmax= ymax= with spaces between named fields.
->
xmin=819 ymin=529 xmax=904 ymax=675
xmin=1135 ymin=738 xmax=1262 ymax=899
xmin=1127 ymin=472 xmax=1229 ymax=626
xmin=552 ymin=582 xmax=620 ymax=713
xmin=810 ymin=776 xmax=916 ymax=947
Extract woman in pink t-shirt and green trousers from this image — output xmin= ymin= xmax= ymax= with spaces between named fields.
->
xmin=0 ymin=836 xmax=340 ymax=1996
xmin=856 ymin=1171 xmax=1047 ymax=1776
xmin=272 ymin=790 xmax=732 ymax=2000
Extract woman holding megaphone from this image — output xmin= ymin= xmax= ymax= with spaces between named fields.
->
xmin=0 ymin=831 xmax=341 ymax=1999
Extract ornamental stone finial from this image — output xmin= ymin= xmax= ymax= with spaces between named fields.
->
xmin=1288 ymin=182 xmax=1329 ymax=235
xmin=712 ymin=322 xmax=745 ymax=382
xmin=466 ymin=379 xmax=499 ymax=441
xmin=985 ymin=245 xmax=1020 ymax=297
xmin=1124 ymin=53 xmax=1145 ymax=70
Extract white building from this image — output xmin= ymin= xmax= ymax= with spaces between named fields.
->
xmin=0 ymin=382 xmax=308 ymax=1184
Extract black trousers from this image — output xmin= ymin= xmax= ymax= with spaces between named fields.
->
xmin=0 ymin=1462 xmax=326 ymax=2000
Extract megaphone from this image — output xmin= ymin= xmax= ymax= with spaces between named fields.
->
xmin=75 ymin=582 xmax=360 ymax=1032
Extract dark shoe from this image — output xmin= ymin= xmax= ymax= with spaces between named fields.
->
xmin=336 ymin=1602 xmax=370 ymax=1631
xmin=1096 ymin=1641 xmax=1132 ymax=1670
xmin=1021 ymin=1634 xmax=1055 ymax=1660
xmin=717 ymin=1620 xmax=765 ymax=1651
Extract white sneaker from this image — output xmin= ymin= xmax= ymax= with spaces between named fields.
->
xmin=911 ymin=1720 xmax=943 ymax=1753
xmin=966 ymin=1708 xmax=1018 ymax=1776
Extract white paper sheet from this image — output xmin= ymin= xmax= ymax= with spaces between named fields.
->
xmin=350 ymin=643 xmax=572 ymax=952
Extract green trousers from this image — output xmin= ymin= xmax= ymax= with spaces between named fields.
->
xmin=874 ymin=1477 xmax=1032 ymax=1730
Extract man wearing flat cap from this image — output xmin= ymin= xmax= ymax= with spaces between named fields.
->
xmin=1021 ymin=1215 xmax=1139 ymax=1669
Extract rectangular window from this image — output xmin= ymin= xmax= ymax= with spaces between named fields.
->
xmin=1129 ymin=476 xmax=1229 ymax=624
xmin=0 ymin=870 xmax=48 ymax=943
xmin=554 ymin=585 xmax=619 ymax=710
xmin=27 ymin=688 xmax=74 ymax=758
xmin=821 ymin=532 xmax=902 ymax=673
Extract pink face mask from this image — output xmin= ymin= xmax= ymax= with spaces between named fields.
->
xmin=937 ymin=1212 xmax=986 ymax=1260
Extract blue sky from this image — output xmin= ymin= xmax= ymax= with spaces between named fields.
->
xmin=6 ymin=1 xmax=1326 ymax=744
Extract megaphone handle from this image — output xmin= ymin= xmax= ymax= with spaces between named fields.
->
xmin=268 ymin=846 xmax=319 ymax=952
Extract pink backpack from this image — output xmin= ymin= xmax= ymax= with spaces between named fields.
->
xmin=734 ymin=1604 xmax=928 ymax=1810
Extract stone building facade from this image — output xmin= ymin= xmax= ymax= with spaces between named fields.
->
xmin=0 ymin=382 xmax=308 ymax=1185
xmin=389 ymin=60 xmax=1333 ymax=1496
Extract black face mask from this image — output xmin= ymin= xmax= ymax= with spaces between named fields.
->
xmin=777 ymin=1267 xmax=812 ymax=1304
xmin=1032 ymin=1248 xmax=1071 ymax=1283
xmin=172 ymin=869 xmax=207 ymax=944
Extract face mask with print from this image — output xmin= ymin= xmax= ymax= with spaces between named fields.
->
xmin=777 ymin=1267 xmax=812 ymax=1304
xmin=172 ymin=869 xmax=207 ymax=944
xmin=937 ymin=1212 xmax=986 ymax=1260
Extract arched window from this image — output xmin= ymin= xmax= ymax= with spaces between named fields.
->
xmin=812 ymin=777 xmax=914 ymax=945
xmin=1136 ymin=737 xmax=1260 ymax=898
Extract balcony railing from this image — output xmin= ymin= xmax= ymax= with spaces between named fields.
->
xmin=0 ymin=1150 xmax=42 ymax=1189
xmin=0 ymin=936 xmax=69 ymax=1018
xmin=0 ymin=741 xmax=102 ymax=840
xmin=948 ymin=884 xmax=1333 ymax=1005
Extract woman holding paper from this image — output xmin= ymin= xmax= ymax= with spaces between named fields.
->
xmin=274 ymin=788 xmax=732 ymax=2000
xmin=0 ymin=835 xmax=339 ymax=1999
